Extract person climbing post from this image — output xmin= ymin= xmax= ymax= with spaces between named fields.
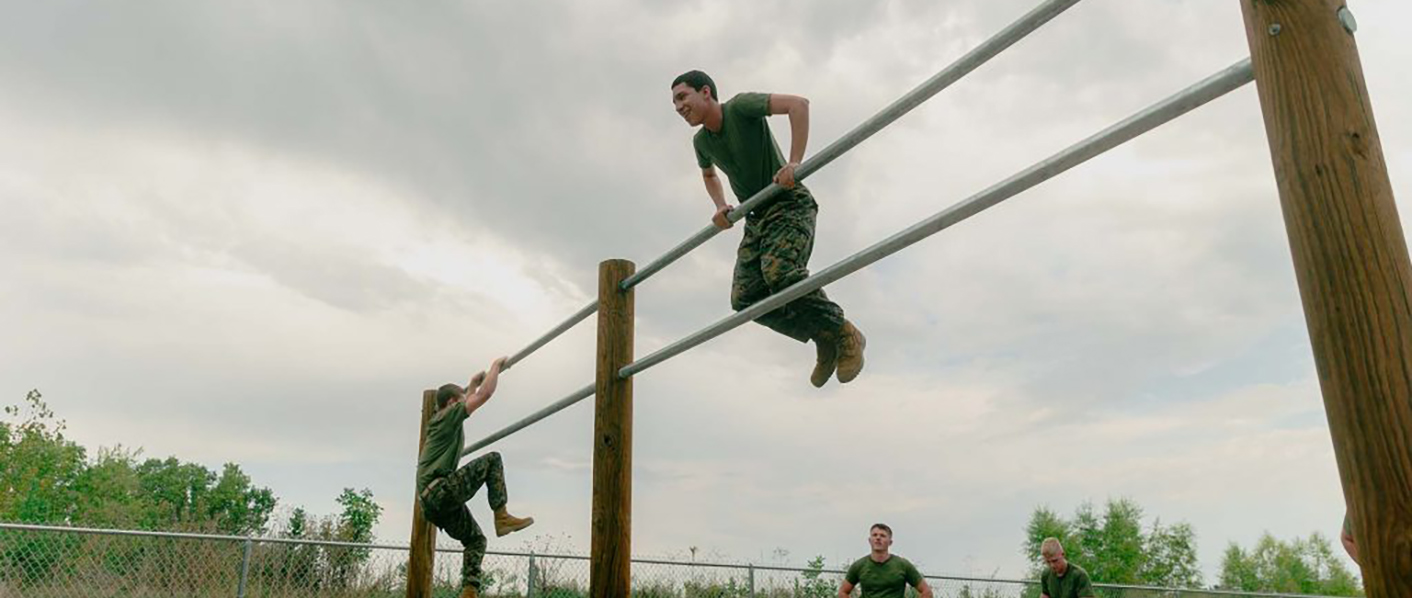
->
xmin=416 ymin=357 xmax=535 ymax=598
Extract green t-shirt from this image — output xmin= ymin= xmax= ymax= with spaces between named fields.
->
xmin=416 ymin=404 xmax=469 ymax=494
xmin=692 ymin=92 xmax=806 ymax=202
xmin=845 ymin=555 xmax=923 ymax=598
xmin=1041 ymin=563 xmax=1095 ymax=598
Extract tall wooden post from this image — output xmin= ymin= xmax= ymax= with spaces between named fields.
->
xmin=590 ymin=259 xmax=635 ymax=598
xmin=1240 ymin=2 xmax=1412 ymax=594
xmin=406 ymin=390 xmax=437 ymax=598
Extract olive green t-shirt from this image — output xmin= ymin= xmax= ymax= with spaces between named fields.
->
xmin=845 ymin=555 xmax=923 ymax=598
xmin=1041 ymin=563 xmax=1096 ymax=598
xmin=692 ymin=92 xmax=806 ymax=202
xmin=416 ymin=404 xmax=469 ymax=494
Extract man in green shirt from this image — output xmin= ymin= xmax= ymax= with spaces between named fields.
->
xmin=1039 ymin=538 xmax=1096 ymax=598
xmin=670 ymin=70 xmax=867 ymax=388
xmin=416 ymin=357 xmax=534 ymax=598
xmin=839 ymin=523 xmax=933 ymax=598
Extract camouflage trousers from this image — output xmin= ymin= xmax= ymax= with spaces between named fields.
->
xmin=420 ymin=451 xmax=509 ymax=590
xmin=733 ymin=187 xmax=847 ymax=343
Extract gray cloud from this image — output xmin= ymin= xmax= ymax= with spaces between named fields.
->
xmin=3 ymin=0 xmax=1408 ymax=583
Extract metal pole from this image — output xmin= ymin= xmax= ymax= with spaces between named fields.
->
xmin=748 ymin=563 xmax=755 ymax=598
xmin=236 ymin=538 xmax=253 ymax=598
xmin=460 ymin=383 xmax=595 ymax=458
xmin=527 ymin=551 xmax=538 ymax=598
xmin=619 ymin=59 xmax=1255 ymax=380
xmin=450 ymin=0 xmax=1087 ymax=458
xmin=504 ymin=300 xmax=599 ymax=371
xmin=620 ymin=0 xmax=1085 ymax=291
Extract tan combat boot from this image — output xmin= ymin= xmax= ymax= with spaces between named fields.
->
xmin=459 ymin=585 xmax=479 ymax=598
xmin=835 ymin=320 xmax=867 ymax=383
xmin=810 ymin=334 xmax=839 ymax=388
xmin=494 ymin=507 xmax=535 ymax=537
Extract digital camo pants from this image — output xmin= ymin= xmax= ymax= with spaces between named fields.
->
xmin=421 ymin=451 xmax=508 ymax=590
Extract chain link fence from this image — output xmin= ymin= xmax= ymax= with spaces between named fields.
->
xmin=0 ymin=523 xmax=1342 ymax=598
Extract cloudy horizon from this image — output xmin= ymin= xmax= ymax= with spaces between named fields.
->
xmin=4 ymin=0 xmax=1408 ymax=585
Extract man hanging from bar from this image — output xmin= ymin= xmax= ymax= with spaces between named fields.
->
xmin=417 ymin=356 xmax=535 ymax=598
xmin=670 ymin=70 xmax=867 ymax=387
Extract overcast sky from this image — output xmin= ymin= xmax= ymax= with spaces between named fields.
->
xmin=3 ymin=0 xmax=1408 ymax=585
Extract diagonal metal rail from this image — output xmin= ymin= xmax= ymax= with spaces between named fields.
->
xmin=461 ymin=0 xmax=1086 ymax=454
xmin=619 ymin=59 xmax=1256 ymax=379
xmin=460 ymin=383 xmax=595 ymax=458
xmin=503 ymin=299 xmax=599 ymax=371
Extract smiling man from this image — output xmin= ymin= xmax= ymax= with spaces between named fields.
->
xmin=670 ymin=69 xmax=866 ymax=388
xmin=839 ymin=523 xmax=933 ymax=598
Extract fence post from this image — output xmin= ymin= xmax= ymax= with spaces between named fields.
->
xmin=527 ymin=551 xmax=537 ymax=597
xmin=590 ymin=259 xmax=636 ymax=598
xmin=748 ymin=563 xmax=755 ymax=597
xmin=1239 ymin=2 xmax=1412 ymax=595
xmin=236 ymin=537 xmax=253 ymax=598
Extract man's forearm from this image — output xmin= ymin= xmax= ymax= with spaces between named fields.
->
xmin=704 ymin=174 xmax=728 ymax=208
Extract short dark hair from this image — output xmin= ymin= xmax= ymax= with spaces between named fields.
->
xmin=672 ymin=70 xmax=719 ymax=102
xmin=435 ymin=383 xmax=465 ymax=409
xmin=871 ymin=523 xmax=893 ymax=536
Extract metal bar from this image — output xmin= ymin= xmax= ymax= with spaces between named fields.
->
xmin=236 ymin=538 xmax=253 ymax=598
xmin=620 ymin=59 xmax=1255 ymax=379
xmin=504 ymin=299 xmax=599 ymax=371
xmin=619 ymin=0 xmax=1085 ymax=291
xmin=459 ymin=383 xmax=596 ymax=458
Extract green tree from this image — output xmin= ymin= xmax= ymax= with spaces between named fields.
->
xmin=205 ymin=462 xmax=277 ymax=535
xmin=335 ymin=487 xmax=382 ymax=544
xmin=0 ymin=390 xmax=85 ymax=524
xmin=1138 ymin=520 xmax=1202 ymax=588
xmin=1023 ymin=498 xmax=1201 ymax=589
xmin=325 ymin=487 xmax=383 ymax=588
xmin=796 ymin=555 xmax=835 ymax=598
xmin=1218 ymin=532 xmax=1361 ymax=596
xmin=70 ymin=445 xmax=151 ymax=528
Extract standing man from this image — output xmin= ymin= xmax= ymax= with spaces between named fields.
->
xmin=417 ymin=357 xmax=535 ymax=598
xmin=839 ymin=523 xmax=933 ymax=598
xmin=1038 ymin=538 xmax=1096 ymax=598
xmin=670 ymin=69 xmax=867 ymax=388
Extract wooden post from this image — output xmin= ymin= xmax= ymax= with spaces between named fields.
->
xmin=590 ymin=259 xmax=635 ymax=598
xmin=406 ymin=390 xmax=437 ymax=598
xmin=1240 ymin=1 xmax=1412 ymax=594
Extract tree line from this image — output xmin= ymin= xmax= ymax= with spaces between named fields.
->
xmin=1 ymin=389 xmax=384 ymax=591
xmin=1022 ymin=498 xmax=1361 ymax=596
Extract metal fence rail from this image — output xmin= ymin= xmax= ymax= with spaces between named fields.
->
xmin=0 ymin=523 xmax=1345 ymax=598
